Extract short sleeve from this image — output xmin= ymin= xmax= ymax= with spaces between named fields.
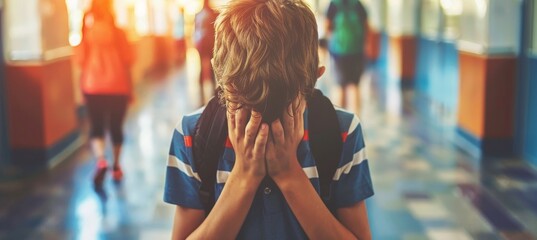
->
xmin=163 ymin=114 xmax=204 ymax=209
xmin=332 ymin=114 xmax=374 ymax=208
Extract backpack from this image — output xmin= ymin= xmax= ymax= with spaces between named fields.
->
xmin=329 ymin=0 xmax=365 ymax=55
xmin=193 ymin=89 xmax=343 ymax=214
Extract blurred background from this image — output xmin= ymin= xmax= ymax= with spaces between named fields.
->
xmin=0 ymin=0 xmax=536 ymax=239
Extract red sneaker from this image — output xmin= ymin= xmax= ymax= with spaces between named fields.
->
xmin=112 ymin=166 xmax=123 ymax=182
xmin=93 ymin=158 xmax=108 ymax=187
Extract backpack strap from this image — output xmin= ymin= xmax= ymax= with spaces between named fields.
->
xmin=308 ymin=89 xmax=343 ymax=207
xmin=193 ymin=89 xmax=342 ymax=214
xmin=193 ymin=95 xmax=228 ymax=214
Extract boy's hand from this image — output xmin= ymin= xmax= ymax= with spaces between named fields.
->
xmin=266 ymin=97 xmax=306 ymax=182
xmin=227 ymin=107 xmax=269 ymax=184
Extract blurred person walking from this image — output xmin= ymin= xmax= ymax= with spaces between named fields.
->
xmin=194 ymin=0 xmax=219 ymax=106
xmin=325 ymin=0 xmax=368 ymax=114
xmin=75 ymin=0 xmax=133 ymax=186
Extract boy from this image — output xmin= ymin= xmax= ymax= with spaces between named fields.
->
xmin=164 ymin=0 xmax=373 ymax=239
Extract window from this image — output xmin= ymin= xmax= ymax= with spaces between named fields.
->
xmin=4 ymin=0 xmax=42 ymax=61
xmin=362 ymin=0 xmax=385 ymax=32
xmin=421 ymin=0 xmax=441 ymax=39
xmin=387 ymin=0 xmax=420 ymax=36
xmin=458 ymin=0 xmax=521 ymax=54
xmin=457 ymin=0 xmax=489 ymax=52
xmin=530 ymin=0 xmax=537 ymax=54
xmin=4 ymin=0 xmax=71 ymax=62
xmin=440 ymin=0 xmax=462 ymax=40
xmin=65 ymin=0 xmax=88 ymax=46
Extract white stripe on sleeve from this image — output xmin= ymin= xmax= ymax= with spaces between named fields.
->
xmin=303 ymin=166 xmax=319 ymax=179
xmin=174 ymin=107 xmax=206 ymax=135
xmin=216 ymin=170 xmax=230 ymax=184
xmin=174 ymin=117 xmax=184 ymax=135
xmin=186 ymin=107 xmax=205 ymax=116
xmin=333 ymin=107 xmax=361 ymax=135
xmin=348 ymin=115 xmax=360 ymax=135
xmin=215 ymin=167 xmax=319 ymax=184
xmin=168 ymin=155 xmax=201 ymax=182
xmin=332 ymin=148 xmax=367 ymax=181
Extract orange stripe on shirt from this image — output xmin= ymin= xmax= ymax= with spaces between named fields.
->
xmin=341 ymin=132 xmax=348 ymax=143
xmin=303 ymin=130 xmax=309 ymax=141
xmin=184 ymin=136 xmax=192 ymax=147
xmin=225 ymin=137 xmax=233 ymax=148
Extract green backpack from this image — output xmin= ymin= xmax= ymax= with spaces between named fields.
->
xmin=329 ymin=0 xmax=365 ymax=55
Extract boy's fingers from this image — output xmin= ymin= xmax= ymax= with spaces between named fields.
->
xmin=227 ymin=109 xmax=235 ymax=128
xmin=226 ymin=109 xmax=236 ymax=138
xmin=267 ymin=131 xmax=274 ymax=145
xmin=226 ymin=102 xmax=238 ymax=127
xmin=270 ymin=119 xmax=285 ymax=145
xmin=282 ymin=103 xmax=294 ymax=136
xmin=295 ymin=98 xmax=306 ymax=133
xmin=293 ymin=95 xmax=300 ymax=110
xmin=245 ymin=110 xmax=262 ymax=144
xmin=235 ymin=108 xmax=248 ymax=137
xmin=292 ymin=96 xmax=304 ymax=126
xmin=253 ymin=123 xmax=269 ymax=156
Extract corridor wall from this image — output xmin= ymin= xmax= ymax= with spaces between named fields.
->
xmin=519 ymin=0 xmax=537 ymax=167
xmin=386 ymin=0 xmax=419 ymax=84
xmin=522 ymin=57 xmax=537 ymax=166
xmin=2 ymin=0 xmax=80 ymax=179
xmin=369 ymin=0 xmax=389 ymax=83
xmin=0 ymin=4 xmax=8 ymax=166
xmin=416 ymin=39 xmax=459 ymax=111
xmin=362 ymin=0 xmax=385 ymax=61
xmin=455 ymin=0 xmax=521 ymax=158
xmin=415 ymin=0 xmax=460 ymax=111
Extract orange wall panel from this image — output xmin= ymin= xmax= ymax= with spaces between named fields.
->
xmin=6 ymin=66 xmax=47 ymax=148
xmin=366 ymin=28 xmax=381 ymax=61
xmin=389 ymin=36 xmax=416 ymax=80
xmin=6 ymin=58 xmax=78 ymax=149
xmin=484 ymin=57 xmax=516 ymax=138
xmin=457 ymin=52 xmax=516 ymax=139
xmin=458 ymin=52 xmax=486 ymax=138
xmin=400 ymin=37 xmax=417 ymax=79
xmin=42 ymin=59 xmax=77 ymax=146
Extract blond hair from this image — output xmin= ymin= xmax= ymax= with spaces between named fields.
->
xmin=213 ymin=0 xmax=319 ymax=120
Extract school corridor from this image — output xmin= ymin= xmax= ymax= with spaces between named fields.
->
xmin=1 ymin=0 xmax=537 ymax=239
xmin=1 ymin=51 xmax=536 ymax=239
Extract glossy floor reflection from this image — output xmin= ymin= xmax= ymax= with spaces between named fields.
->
xmin=1 ymin=50 xmax=537 ymax=239
xmin=360 ymin=70 xmax=537 ymax=240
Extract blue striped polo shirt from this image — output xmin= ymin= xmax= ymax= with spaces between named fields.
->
xmin=164 ymin=106 xmax=374 ymax=239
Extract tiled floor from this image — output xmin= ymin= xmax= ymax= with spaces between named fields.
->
xmin=360 ymin=70 xmax=537 ymax=239
xmin=1 ymin=48 xmax=537 ymax=240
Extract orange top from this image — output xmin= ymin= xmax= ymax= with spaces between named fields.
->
xmin=75 ymin=13 xmax=133 ymax=96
